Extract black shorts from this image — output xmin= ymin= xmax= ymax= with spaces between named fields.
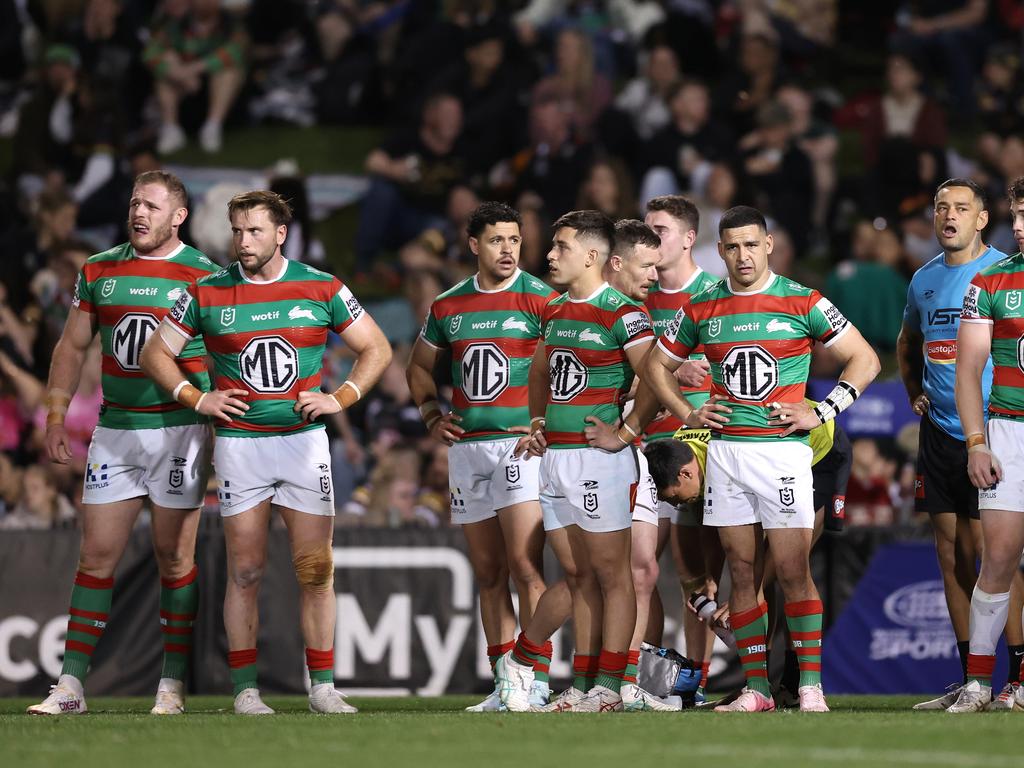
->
xmin=813 ymin=424 xmax=852 ymax=513
xmin=914 ymin=414 xmax=979 ymax=519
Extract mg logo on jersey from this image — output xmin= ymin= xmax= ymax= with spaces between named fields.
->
xmin=111 ymin=312 xmax=158 ymax=371
xmin=449 ymin=315 xmax=462 ymax=334
xmin=708 ymin=318 xmax=721 ymax=338
xmin=721 ymin=344 xmax=779 ymax=402
xmin=1007 ymin=291 xmax=1022 ymax=311
xmin=460 ymin=342 xmax=510 ymax=403
xmin=221 ymin=307 xmax=236 ymax=327
xmin=548 ymin=349 xmax=588 ymax=401
xmin=239 ymin=335 xmax=299 ymax=393
xmin=101 ymin=279 xmax=116 ymax=298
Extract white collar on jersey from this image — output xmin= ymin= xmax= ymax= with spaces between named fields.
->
xmin=726 ymin=270 xmax=777 ymax=296
xmin=656 ymin=266 xmax=705 ymax=294
xmin=133 ymin=241 xmax=185 ymax=261
xmin=567 ymin=281 xmax=609 ymax=303
xmin=238 ymin=257 xmax=289 ymax=284
xmin=473 ymin=268 xmax=521 ymax=293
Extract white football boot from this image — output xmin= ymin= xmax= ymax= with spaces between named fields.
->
xmin=528 ymin=680 xmax=550 ymax=708
xmin=987 ymin=682 xmax=1024 ymax=711
xmin=309 ymin=683 xmax=358 ymax=713
xmin=946 ymin=680 xmax=991 ymax=713
xmin=150 ymin=678 xmax=185 ymax=715
xmin=913 ymin=683 xmax=964 ymax=710
xmin=494 ymin=650 xmax=534 ymax=712
xmin=27 ymin=675 xmax=87 ymax=715
xmin=233 ymin=688 xmax=275 ymax=715
xmin=620 ymin=683 xmax=682 ymax=712
xmin=714 ymin=687 xmax=776 ymax=712
xmin=572 ymin=685 xmax=624 ymax=713
xmin=465 ymin=687 xmax=505 ymax=712
xmin=536 ymin=687 xmax=585 ymax=712
xmin=797 ymin=683 xmax=830 ymax=712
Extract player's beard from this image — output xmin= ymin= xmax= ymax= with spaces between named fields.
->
xmin=128 ymin=216 xmax=174 ymax=255
xmin=236 ymin=244 xmax=277 ymax=274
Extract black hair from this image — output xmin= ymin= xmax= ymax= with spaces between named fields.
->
xmin=553 ymin=209 xmax=615 ymax=255
xmin=719 ymin=205 xmax=767 ymax=237
xmin=467 ymin=201 xmax=522 ymax=238
xmin=644 ymin=439 xmax=696 ymax=492
xmin=935 ymin=177 xmax=989 ymax=211
xmin=613 ymin=219 xmax=661 ymax=258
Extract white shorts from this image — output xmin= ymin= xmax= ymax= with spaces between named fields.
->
xmin=703 ymin=439 xmax=815 ymax=530
xmin=83 ymin=424 xmax=211 ymax=509
xmin=540 ymin=447 xmax=639 ymax=533
xmin=448 ymin=437 xmax=540 ymax=525
xmin=214 ymin=429 xmax=334 ymax=517
xmin=632 ymin=450 xmax=661 ymax=527
xmin=979 ymin=418 xmax=1024 ymax=512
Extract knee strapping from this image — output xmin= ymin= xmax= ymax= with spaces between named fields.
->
xmin=293 ymin=543 xmax=334 ymax=593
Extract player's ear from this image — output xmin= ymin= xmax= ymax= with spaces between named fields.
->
xmin=468 ymin=236 xmax=479 ymax=256
xmin=764 ymin=232 xmax=774 ymax=255
xmin=277 ymin=224 xmax=287 ymax=246
xmin=172 ymin=207 xmax=188 ymax=227
xmin=977 ymin=208 xmax=989 ymax=232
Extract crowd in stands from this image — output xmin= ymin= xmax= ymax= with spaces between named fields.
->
xmin=0 ymin=0 xmax=1022 ymax=529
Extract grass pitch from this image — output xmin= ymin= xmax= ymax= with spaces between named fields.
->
xmin=1 ymin=695 xmax=1019 ymax=768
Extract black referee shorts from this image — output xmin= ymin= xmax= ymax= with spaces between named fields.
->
xmin=813 ymin=424 xmax=852 ymax=514
xmin=914 ymin=414 xmax=979 ymax=520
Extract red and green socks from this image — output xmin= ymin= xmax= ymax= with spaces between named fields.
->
xmin=228 ymin=648 xmax=258 ymax=695
xmin=306 ymin=647 xmax=334 ymax=687
xmin=61 ymin=571 xmax=113 ymax=682
xmin=732 ymin=602 xmax=770 ymax=697
xmin=159 ymin=566 xmax=198 ymax=681
xmin=967 ymin=653 xmax=995 ymax=689
xmin=698 ymin=660 xmax=711 ymax=696
xmin=622 ymin=649 xmax=641 ymax=686
xmin=785 ymin=599 xmax=823 ymax=688
xmin=594 ymin=649 xmax=628 ymax=694
xmin=510 ymin=633 xmax=552 ymax=685
xmin=487 ymin=641 xmax=514 ymax=674
xmin=572 ymin=654 xmax=600 ymax=692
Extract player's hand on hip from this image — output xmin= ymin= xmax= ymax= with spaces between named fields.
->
xmin=684 ymin=395 xmax=731 ymax=429
xmin=769 ymin=400 xmax=819 ymax=437
xmin=676 ymin=359 xmax=711 ymax=388
xmin=429 ymin=412 xmax=464 ymax=446
xmin=967 ymin=446 xmax=1003 ymax=489
xmin=584 ymin=415 xmax=626 ymax=452
xmin=45 ymin=424 xmax=73 ymax=464
xmin=295 ymin=390 xmax=342 ymax=421
xmin=199 ymin=388 xmax=250 ymax=422
xmin=911 ymin=394 xmax=930 ymax=416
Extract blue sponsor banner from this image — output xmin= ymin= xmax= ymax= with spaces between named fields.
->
xmin=823 ymin=541 xmax=1007 ymax=693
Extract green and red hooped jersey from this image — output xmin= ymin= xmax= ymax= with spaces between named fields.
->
xmin=658 ymin=272 xmax=850 ymax=443
xmin=420 ymin=269 xmax=558 ymax=441
xmin=541 ymin=282 xmax=655 ymax=448
xmin=72 ymin=242 xmax=218 ymax=429
xmin=166 ymin=259 xmax=366 ymax=437
xmin=644 ymin=268 xmax=721 ymax=441
xmin=961 ymin=252 xmax=1024 ymax=419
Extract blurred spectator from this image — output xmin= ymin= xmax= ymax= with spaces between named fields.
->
xmin=839 ymin=51 xmax=947 ymax=173
xmin=311 ymin=1 xmax=377 ymax=124
xmin=399 ymin=185 xmax=480 ymax=279
xmin=0 ymin=452 xmax=23 ymax=517
xmin=356 ymin=92 xmax=466 ymax=274
xmin=0 ymin=464 xmax=75 ymax=529
xmin=714 ymin=31 xmax=785 ymax=137
xmin=144 ymin=0 xmax=248 ymax=154
xmin=825 ymin=222 xmax=910 ymax=351
xmin=741 ymin=98 xmax=814 ymax=257
xmin=639 ymin=78 xmax=733 ymax=203
xmin=890 ymin=0 xmax=989 ymax=123
xmin=845 ymin=438 xmax=897 ymax=527
xmin=502 ymin=93 xmax=593 ymax=225
xmin=268 ymin=160 xmax=326 ymax=266
xmin=429 ymin=22 xmax=521 ymax=172
xmin=576 ymin=157 xmax=637 ymax=221
xmin=776 ymin=83 xmax=838 ymax=232
xmin=612 ymin=44 xmax=679 ymax=141
xmin=341 ymin=448 xmax=439 ymax=528
xmin=691 ymin=162 xmax=738 ymax=278
xmin=740 ymin=0 xmax=837 ymax=60
xmin=245 ymin=0 xmax=317 ymax=128
xmin=532 ymin=27 xmax=612 ymax=141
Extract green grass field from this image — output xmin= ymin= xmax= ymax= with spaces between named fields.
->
xmin=1 ymin=695 xmax=1019 ymax=768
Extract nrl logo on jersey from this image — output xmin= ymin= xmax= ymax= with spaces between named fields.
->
xmin=708 ymin=318 xmax=722 ymax=338
xmin=1006 ymin=291 xmax=1022 ymax=311
xmin=579 ymin=328 xmax=605 ymax=345
xmin=101 ymin=279 xmax=116 ymax=298
xmin=220 ymin=307 xmax=236 ymax=326
xmin=502 ymin=316 xmax=529 ymax=332
xmin=449 ymin=314 xmax=463 ymax=334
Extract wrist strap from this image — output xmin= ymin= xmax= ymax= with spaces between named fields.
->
xmin=813 ymin=380 xmax=860 ymax=424
xmin=45 ymin=388 xmax=72 ymax=425
xmin=174 ymin=382 xmax=204 ymax=410
xmin=332 ymin=380 xmax=362 ymax=410
xmin=965 ymin=432 xmax=986 ymax=450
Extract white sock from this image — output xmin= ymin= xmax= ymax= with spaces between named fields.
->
xmin=969 ymin=587 xmax=1010 ymax=657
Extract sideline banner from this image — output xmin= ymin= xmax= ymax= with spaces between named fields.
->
xmin=823 ymin=541 xmax=1007 ymax=693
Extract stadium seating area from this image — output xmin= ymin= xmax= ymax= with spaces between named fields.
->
xmin=1 ymin=0 xmax=1023 ymax=528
